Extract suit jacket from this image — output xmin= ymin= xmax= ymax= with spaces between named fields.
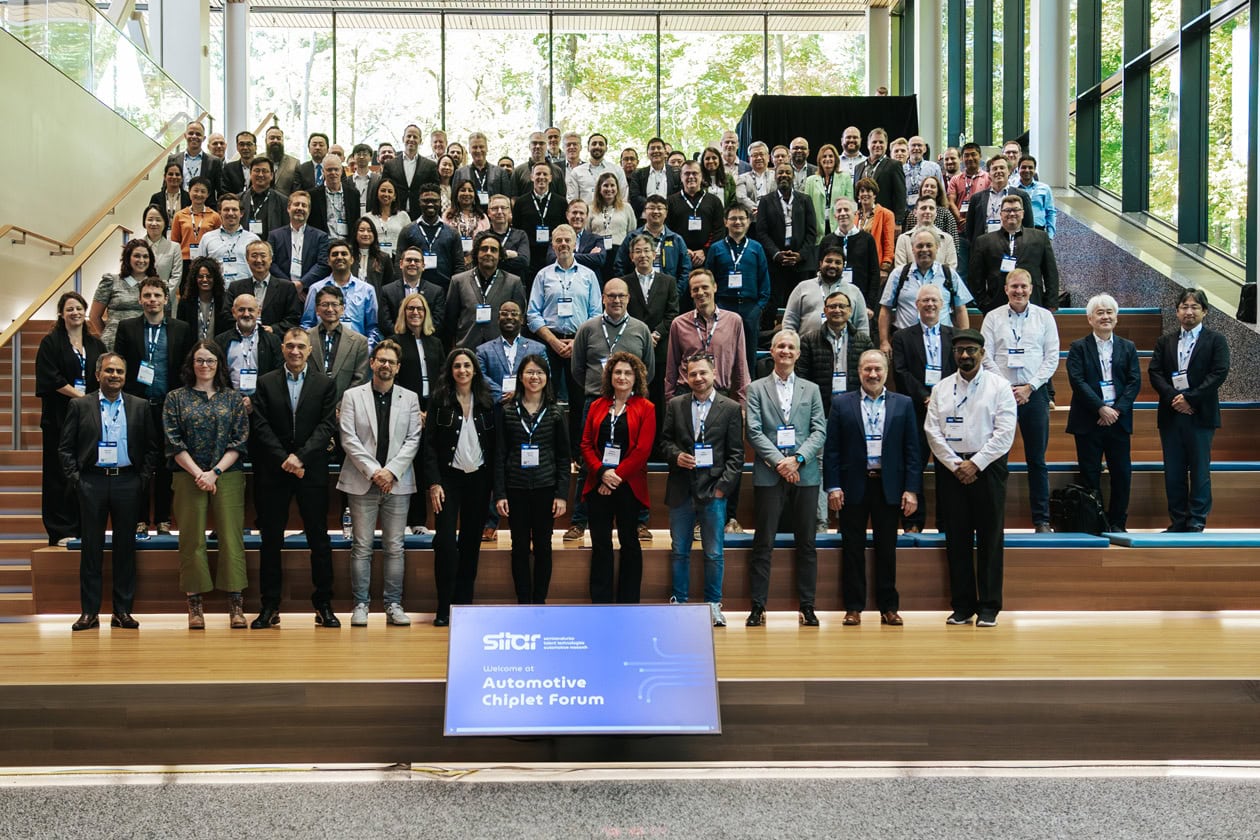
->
xmin=267 ymin=224 xmax=331 ymax=290
xmin=350 ymin=172 xmax=383 ymax=211
xmin=308 ymin=183 xmax=363 ymax=237
xmin=58 ymin=391 xmax=159 ymax=484
xmin=624 ymin=271 xmax=679 ymax=342
xmin=475 ymin=335 xmax=548 ymax=403
xmin=754 ymin=190 xmax=819 ymax=274
xmin=891 ymin=322 xmax=957 ymax=414
xmin=659 ymin=391 xmax=744 ymax=505
xmin=271 ymin=155 xmax=300 ymax=197
xmin=445 ymin=268 xmax=528 ymax=349
xmin=378 ymin=278 xmax=448 ymax=337
xmin=818 ymin=228 xmax=882 ymax=309
xmin=336 ymin=382 xmax=422 ymax=495
xmin=291 ymin=160 xmax=322 ymax=194
xmin=961 ymin=187 xmax=1035 ymax=246
xmin=221 ymin=160 xmax=247 ymax=196
xmin=382 ymin=154 xmax=439 ymax=219
xmin=148 ymin=189 xmax=190 ymax=217
xmin=389 ymin=331 xmax=445 ymax=410
xmin=628 ymin=166 xmax=683 ymax=216
xmin=227 ymin=276 xmax=302 ymax=334
xmin=307 ymin=325 xmax=370 ymax=400
xmin=823 ymin=389 xmax=923 ymax=506
xmin=968 ymin=226 xmax=1059 ymax=312
xmin=853 ymin=155 xmax=908 ymax=218
xmin=35 ymin=328 xmax=107 ymax=428
xmin=213 ymin=326 xmax=284 ymax=383
xmin=167 ymin=153 xmax=224 ymax=205
xmin=1149 ymin=326 xmax=1230 ymax=430
xmin=452 ymin=163 xmax=513 ymax=210
xmin=744 ymin=373 xmax=827 ymax=487
xmin=114 ymin=316 xmax=194 ymax=398
xmin=240 ymin=188 xmax=289 ymax=237
xmin=248 ymin=365 xmax=337 ymax=475
xmin=175 ymin=296 xmax=231 ymax=340
xmin=1065 ymin=333 xmax=1141 ymax=435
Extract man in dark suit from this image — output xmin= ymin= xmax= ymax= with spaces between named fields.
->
xmin=307 ymin=154 xmax=361 ymax=239
xmin=818 ymin=197 xmax=883 ymax=324
xmin=290 ymin=132 xmax=330 ymax=193
xmin=1066 ymin=294 xmax=1141 ymax=531
xmin=623 ymin=233 xmax=679 ymax=419
xmin=445 ymin=233 xmax=528 ymax=350
xmin=452 ymin=132 xmax=513 ymax=212
xmin=755 ymin=163 xmax=818 ymax=325
xmin=512 ymin=131 xmax=565 ymax=199
xmin=968 ymin=195 xmax=1059 ymax=312
xmin=229 ymin=241 xmax=302 ymax=335
xmin=382 ymin=124 xmax=439 ymax=219
xmin=890 ymin=284 xmax=956 ymax=532
xmin=660 ymin=353 xmax=744 ymax=628
xmin=240 ymin=156 xmax=289 ymax=238
xmin=58 ymin=353 xmax=159 ymax=631
xmin=168 ymin=120 xmax=224 ymax=206
xmin=379 ymin=246 xmax=448 ymax=336
xmin=511 ymin=162 xmax=570 ymax=287
xmin=267 ymin=191 xmax=330 ymax=294
xmin=628 ymin=137 xmax=683 ymax=218
xmin=214 ymin=294 xmax=284 ymax=407
xmin=824 ymin=349 xmax=922 ymax=626
xmin=114 ymin=278 xmax=193 ymax=535
xmin=959 ymin=156 xmax=1034 ymax=248
xmin=221 ymin=131 xmax=258 ymax=195
xmin=1148 ymin=287 xmax=1231 ymax=532
xmin=852 ymin=128 xmax=907 ymax=221
xmin=248 ymin=327 xmax=341 ymax=629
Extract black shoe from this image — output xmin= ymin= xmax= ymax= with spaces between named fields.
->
xmin=1186 ymin=525 xmax=1205 ymax=532
xmin=1111 ymin=524 xmax=1128 ymax=533
xmin=314 ymin=604 xmax=341 ymax=628
xmin=799 ymin=606 xmax=820 ymax=627
xmin=72 ymin=613 xmax=99 ymax=631
xmin=745 ymin=605 xmax=765 ymax=627
xmin=1163 ymin=524 xmax=1186 ymax=533
xmin=250 ymin=606 xmax=281 ymax=629
xmin=433 ymin=613 xmax=450 ymax=627
xmin=946 ymin=611 xmax=974 ymax=625
xmin=110 ymin=612 xmax=140 ymax=629
xmin=1033 ymin=522 xmax=1053 ymax=534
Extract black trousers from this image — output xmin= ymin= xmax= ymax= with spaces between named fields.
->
xmin=839 ymin=473 xmax=901 ymax=612
xmin=77 ymin=471 xmax=141 ymax=614
xmin=255 ymin=469 xmax=333 ymax=609
xmin=42 ymin=423 xmax=77 ymax=544
xmin=749 ymin=481 xmax=819 ymax=609
xmin=143 ymin=399 xmax=174 ymax=525
xmin=506 ymin=486 xmax=556 ymax=604
xmin=433 ymin=467 xmax=491 ymax=616
xmin=1073 ymin=425 xmax=1133 ymax=529
xmin=587 ymin=483 xmax=643 ymax=603
xmin=937 ymin=457 xmax=1008 ymax=617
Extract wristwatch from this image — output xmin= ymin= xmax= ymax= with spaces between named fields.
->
xmin=794 ymin=454 xmax=806 ymax=465
xmin=212 ymin=467 xmax=223 ymax=476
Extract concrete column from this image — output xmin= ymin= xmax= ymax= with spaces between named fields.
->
xmin=225 ymin=0 xmax=250 ymax=141
xmin=916 ymin=0 xmax=944 ymax=155
xmin=1030 ymin=0 xmax=1069 ymax=187
xmin=151 ymin=0 xmax=210 ymax=109
xmin=866 ymin=7 xmax=891 ymax=95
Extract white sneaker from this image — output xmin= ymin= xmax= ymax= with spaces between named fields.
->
xmin=385 ymin=603 xmax=411 ymax=626
xmin=351 ymin=603 xmax=369 ymax=626
xmin=669 ymin=596 xmax=681 ymax=605
xmin=410 ymin=525 xmax=432 ymax=535
xmin=710 ymin=602 xmax=727 ymax=627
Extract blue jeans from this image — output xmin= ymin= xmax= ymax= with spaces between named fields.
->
xmin=668 ymin=496 xmax=727 ymax=603
xmin=348 ymin=487 xmax=409 ymax=606
xmin=1017 ymin=385 xmax=1051 ymax=525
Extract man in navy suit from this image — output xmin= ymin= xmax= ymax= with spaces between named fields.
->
xmin=824 ymin=350 xmax=922 ymax=627
xmin=1148 ymin=288 xmax=1231 ymax=532
xmin=475 ymin=301 xmax=546 ymax=403
xmin=267 ymin=190 xmax=330 ymax=294
xmin=1065 ymin=294 xmax=1142 ymax=531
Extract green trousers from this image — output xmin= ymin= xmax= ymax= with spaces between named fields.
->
xmin=173 ymin=470 xmax=247 ymax=594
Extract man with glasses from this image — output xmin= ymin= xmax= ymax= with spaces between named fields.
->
xmin=306 ymin=284 xmax=369 ymax=402
xmin=227 ymin=240 xmax=301 ymax=335
xmin=214 ymin=294 xmax=283 ymax=413
xmin=379 ymin=246 xmax=448 ymax=337
xmin=223 ymin=131 xmax=257 ymax=195
xmin=735 ymin=141 xmax=774 ymax=219
xmin=447 ymin=231 xmax=527 ymax=350
xmin=879 ymin=229 xmax=973 ymax=355
xmin=960 ymin=156 xmax=1033 ymax=253
xmin=788 ymin=137 xmax=816 ymax=189
xmin=968 ymin=194 xmax=1059 ymax=313
xmin=667 ymin=161 xmax=726 ymax=272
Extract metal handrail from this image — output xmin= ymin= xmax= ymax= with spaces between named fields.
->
xmin=0 ymin=225 xmax=73 ymax=255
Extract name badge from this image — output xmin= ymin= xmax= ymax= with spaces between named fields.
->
xmin=1100 ymin=380 xmax=1117 ymax=405
xmin=959 ymin=200 xmax=970 ymax=215
xmin=986 ymin=222 xmax=1002 ymax=233
xmin=925 ymin=364 xmax=941 ymax=386
xmin=556 ymin=297 xmax=575 ymax=318
xmin=73 ymin=378 xmax=86 ymax=391
xmin=776 ymin=425 xmax=796 ymax=449
xmin=694 ymin=443 xmax=714 ymax=467
xmin=98 ymin=441 xmax=118 ymax=466
xmin=475 ymin=304 xmax=492 ymax=323
xmin=602 ymin=445 xmax=622 ymax=467
xmin=520 ymin=443 xmax=539 ymax=467
xmin=290 ymin=256 xmax=303 ymax=277
xmin=688 ymin=216 xmax=702 ymax=231
xmin=1007 ymin=348 xmax=1025 ymax=368
xmin=865 ymin=434 xmax=882 ymax=459
xmin=832 ymin=372 xmax=847 ymax=392
xmin=239 ymin=368 xmax=258 ymax=393
xmin=137 ymin=361 xmax=156 ymax=386
xmin=249 ymin=221 xmax=264 ymax=235
xmin=1172 ymin=370 xmax=1190 ymax=391
xmin=841 ymin=267 xmax=854 ymax=284
xmin=728 ymin=271 xmax=743 ymax=290
xmin=381 ymin=240 xmax=394 ymax=252
xmin=461 ymin=237 xmax=473 ymax=254
xmin=784 ymin=223 xmax=793 ymax=242
xmin=189 ymin=244 xmax=201 ymax=259
xmin=221 ymin=255 xmax=237 ymax=265
xmin=652 ymin=261 xmax=663 ymax=273
xmin=945 ymin=416 xmax=964 ymax=442
xmin=501 ymin=375 xmax=517 ymax=395
xmin=333 ymin=221 xmax=348 ymax=237
xmin=907 ymin=192 xmax=919 ymax=207
xmin=1000 ymin=254 xmax=1017 ymax=272
xmin=423 ymin=253 xmax=438 ymax=270
xmin=602 ymin=235 xmax=613 ymax=250
xmin=477 ymin=191 xmax=490 ymax=206
xmin=535 ymin=226 xmax=550 ymax=243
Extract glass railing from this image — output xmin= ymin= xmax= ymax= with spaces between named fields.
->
xmin=0 ymin=0 xmax=205 ymax=147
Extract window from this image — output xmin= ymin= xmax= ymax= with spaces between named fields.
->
xmin=993 ymin=0 xmax=1004 ymax=140
xmin=1147 ymin=57 xmax=1179 ymax=224
xmin=1100 ymin=0 xmax=1124 ymax=79
xmin=1099 ymin=89 xmax=1123 ymax=197
xmin=249 ymin=17 xmax=335 ymax=146
xmin=766 ymin=20 xmax=865 ymax=98
xmin=551 ymin=18 xmax=660 ymax=152
xmin=1206 ymin=9 xmax=1250 ymax=259
xmin=1151 ymin=0 xmax=1179 ymax=48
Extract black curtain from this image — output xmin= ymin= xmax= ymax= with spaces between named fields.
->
xmin=735 ymin=94 xmax=920 ymax=158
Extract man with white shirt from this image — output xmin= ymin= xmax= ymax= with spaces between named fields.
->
xmin=308 ymin=153 xmax=361 ymax=239
xmin=266 ymin=191 xmax=330 ymax=293
xmin=628 ymin=137 xmax=682 ymax=217
xmin=719 ymin=130 xmax=751 ymax=179
xmin=925 ymin=328 xmax=1017 ymax=627
xmin=565 ymin=133 xmax=629 ymax=205
xmin=979 ymin=269 xmax=1059 ymax=533
xmin=879 ymin=229 xmax=973 ymax=353
xmin=735 ymin=141 xmax=774 ymax=218
xmin=903 ymin=136 xmax=943 ymax=211
xmin=837 ymin=126 xmax=866 ymax=180
xmin=199 ymin=194 xmax=259 ymax=283
xmin=893 ymin=196 xmax=959 ymax=270
xmin=349 ymin=144 xmax=380 ymax=203
xmin=300 ymin=239 xmax=382 ymax=346
xmin=382 ymin=124 xmax=439 ymax=219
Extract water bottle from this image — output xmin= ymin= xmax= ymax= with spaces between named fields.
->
xmin=342 ymin=507 xmax=353 ymax=539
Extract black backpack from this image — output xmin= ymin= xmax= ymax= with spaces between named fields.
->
xmin=1049 ymin=484 xmax=1111 ymax=535
xmin=890 ymin=262 xmax=960 ymax=310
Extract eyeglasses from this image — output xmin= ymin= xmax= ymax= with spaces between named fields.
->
xmin=605 ymin=293 xmax=629 ymax=300
xmin=404 ymin=305 xmax=426 ymax=312
xmin=317 ymin=301 xmax=344 ymax=309
xmin=193 ymin=357 xmax=218 ymax=366
xmin=953 ymin=346 xmax=982 ymax=355
xmin=374 ymin=358 xmax=399 ymax=367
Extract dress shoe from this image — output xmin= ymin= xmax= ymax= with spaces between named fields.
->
xmin=903 ymin=525 xmax=922 ymax=534
xmin=187 ymin=596 xmax=205 ymax=630
xmin=842 ymin=611 xmax=861 ymax=626
xmin=433 ymin=613 xmax=450 ymax=627
xmin=228 ymin=593 xmax=248 ymax=629
xmin=481 ymin=527 xmax=497 ymax=543
xmin=799 ymin=606 xmax=820 ymax=627
xmin=725 ymin=519 xmax=745 ymax=534
xmin=1111 ymin=525 xmax=1128 ymax=533
xmin=1033 ymin=522 xmax=1053 ymax=533
xmin=880 ymin=611 xmax=904 ymax=626
xmin=745 ymin=605 xmax=765 ymax=627
xmin=251 ymin=606 xmax=281 ymax=629
xmin=1186 ymin=525 xmax=1205 ymax=532
xmin=72 ymin=613 xmax=99 ymax=631
xmin=637 ymin=523 xmax=653 ymax=541
xmin=563 ymin=524 xmax=585 ymax=541
xmin=111 ymin=612 xmax=140 ymax=629
xmin=314 ymin=604 xmax=341 ymax=628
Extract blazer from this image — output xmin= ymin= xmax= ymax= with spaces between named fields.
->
xmin=247 ymin=365 xmax=338 ymax=474
xmin=961 ymin=187 xmax=1035 ymax=246
xmin=451 ymin=163 xmax=513 ymax=209
xmin=227 ymin=276 xmax=302 ymax=334
xmin=803 ymin=172 xmax=855 ymax=242
xmin=493 ymin=399 xmax=571 ymax=499
xmin=337 ymin=382 xmax=423 ymax=495
xmin=166 ymin=153 xmax=224 ymax=205
xmin=267 ymin=225 xmax=331 ymax=291
xmin=853 ymin=155 xmax=908 ymax=219
xmin=379 ymin=278 xmax=448 ymax=338
xmin=579 ymin=395 xmax=656 ymax=508
xmin=390 ymin=331 xmax=446 ymax=410
xmin=891 ymin=322 xmax=957 ymax=412
xmin=1148 ymin=326 xmax=1230 ymax=430
xmin=291 ymin=160 xmax=322 ymax=194
xmin=58 ymin=390 xmax=160 ymax=482
xmin=445 ymin=268 xmax=528 ymax=350
xmin=795 ymin=324 xmax=873 ymax=413
xmin=175 ymin=295 xmax=231 ymax=340
xmin=968 ymin=226 xmax=1060 ymax=312
xmin=221 ymin=160 xmax=247 ymax=195
xmin=240 ymin=188 xmax=290 ymax=237
xmin=754 ymin=190 xmax=819 ymax=274
xmin=624 ymin=271 xmax=679 ymax=342
xmin=823 ymin=389 xmax=923 ymax=506
xmin=114 ymin=316 xmax=194 ymax=398
xmin=307 ymin=183 xmax=363 ymax=237
xmin=213 ymin=326 xmax=284 ymax=382
xmin=744 ymin=372 xmax=827 ymax=487
xmin=420 ymin=396 xmax=498 ymax=488
xmin=382 ymin=155 xmax=439 ymax=219
xmin=475 ymin=335 xmax=548 ymax=403
xmin=148 ymin=189 xmax=190 ymax=217
xmin=659 ymin=391 xmax=744 ymax=505
xmin=35 ymin=328 xmax=107 ymax=427
xmin=306 ymin=325 xmax=370 ymax=400
xmin=628 ymin=166 xmax=683 ymax=216
xmin=1065 ymin=333 xmax=1141 ymax=435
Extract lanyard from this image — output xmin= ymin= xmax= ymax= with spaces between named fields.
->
xmin=190 ymin=208 xmax=205 ymax=238
xmin=517 ymin=403 xmax=547 ymax=443
xmin=862 ymin=394 xmax=885 ymax=436
xmin=236 ymin=329 xmax=257 ymax=367
xmin=727 ymin=236 xmax=747 ymax=268
xmin=841 ymin=232 xmax=850 ymax=257
xmin=601 ymin=318 xmax=627 ymax=353
xmin=924 ymin=325 xmax=940 ymax=366
xmin=478 ymin=270 xmax=498 ymax=304
xmin=145 ymin=323 xmax=163 ymax=361
xmin=73 ymin=345 xmax=86 ymax=377
xmin=1178 ymin=332 xmax=1197 ymax=370
xmin=472 ymin=167 xmax=488 ymax=190
xmin=608 ymin=399 xmax=628 ymax=439
xmin=829 ymin=329 xmax=848 ymax=372
xmin=694 ymin=398 xmax=712 ymax=442
xmin=503 ymin=337 xmax=518 ymax=370
xmin=1008 ymin=233 xmax=1017 ymax=255
xmin=1098 ymin=340 xmax=1113 ymax=380
xmin=250 ymin=191 xmax=268 ymax=220
xmin=533 ymin=192 xmax=551 ymax=218
xmin=694 ymin=309 xmax=718 ymax=350
xmin=322 ymin=330 xmax=335 ymax=372
xmin=415 ymin=221 xmax=441 ymax=252
xmin=682 ymin=191 xmax=703 ymax=216
xmin=1009 ymin=308 xmax=1026 ymax=346
xmin=952 ymin=379 xmax=971 ymax=414
xmin=99 ymin=396 xmax=122 ymax=432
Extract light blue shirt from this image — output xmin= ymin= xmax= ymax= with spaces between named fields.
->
xmin=98 ymin=393 xmax=131 ymax=468
xmin=181 ymin=152 xmax=204 ymax=189
xmin=285 ymin=364 xmax=307 ymax=413
xmin=526 ymin=262 xmax=602 ymax=335
xmin=880 ymin=263 xmax=974 ymax=329
xmin=300 ymin=276 xmax=381 ymax=347
xmin=1019 ymin=178 xmax=1057 ymax=239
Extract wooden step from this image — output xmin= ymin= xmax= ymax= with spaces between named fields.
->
xmin=0 ymin=562 xmax=32 ymax=587
xmin=0 ymin=592 xmax=34 ymax=616
xmin=1014 ymin=406 xmax=1257 ymax=461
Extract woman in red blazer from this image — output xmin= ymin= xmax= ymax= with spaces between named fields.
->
xmin=580 ymin=350 xmax=656 ymax=603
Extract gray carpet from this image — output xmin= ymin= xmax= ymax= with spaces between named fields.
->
xmin=3 ymin=775 xmax=1259 ymax=839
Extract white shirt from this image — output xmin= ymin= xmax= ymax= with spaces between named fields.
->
xmin=451 ymin=411 xmax=484 ymax=473
xmin=979 ymin=302 xmax=1060 ymax=389
xmin=924 ymin=369 xmax=1017 ymax=472
xmin=645 ymin=166 xmax=671 ymax=198
xmin=199 ymin=227 xmax=259 ymax=281
xmin=1094 ymin=334 xmax=1114 ymax=381
xmin=773 ymin=371 xmax=795 ymax=420
xmin=566 ymin=160 xmax=629 ymax=204
xmin=837 ymin=152 xmax=866 ymax=180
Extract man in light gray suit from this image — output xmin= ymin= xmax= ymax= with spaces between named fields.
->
xmin=744 ymin=328 xmax=827 ymax=628
xmin=338 ymin=339 xmax=422 ymax=628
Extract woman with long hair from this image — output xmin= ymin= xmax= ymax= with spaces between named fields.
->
xmin=141 ymin=203 xmax=183 ymax=296
xmin=365 ymin=177 xmax=411 ymax=258
xmin=391 ymin=291 xmax=445 ymax=535
xmin=443 ymin=180 xmax=489 ymax=268
xmin=349 ymin=216 xmax=394 ymax=288
xmin=804 ymin=143 xmax=854 ymax=241
xmin=905 ymin=174 xmax=961 ymax=247
xmin=149 ymin=162 xmax=189 ymax=224
xmin=176 ymin=256 xmax=229 ymax=340
xmin=90 ymin=238 xmax=158 ymax=350
xmin=699 ymin=147 xmax=737 ymax=210
xmin=436 ymin=154 xmax=457 ymax=215
xmin=587 ymin=172 xmax=638 ymax=282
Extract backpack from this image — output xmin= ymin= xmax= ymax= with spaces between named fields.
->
xmin=1049 ymin=484 xmax=1111 ymax=535
xmin=890 ymin=263 xmax=959 ymax=311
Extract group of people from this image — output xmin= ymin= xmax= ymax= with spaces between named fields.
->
xmin=37 ymin=119 xmax=1231 ymax=633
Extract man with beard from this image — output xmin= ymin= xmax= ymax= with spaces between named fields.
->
xmin=788 ymin=137 xmax=816 ymax=189
xmin=263 ymin=126 xmax=300 ymax=197
xmin=837 ymin=126 xmax=866 ymax=180
xmin=754 ymin=163 xmax=817 ymax=325
xmin=514 ymin=131 xmax=565 ymax=198
xmin=565 ymin=132 xmax=629 ymax=205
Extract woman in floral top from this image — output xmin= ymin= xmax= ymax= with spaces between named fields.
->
xmin=443 ymin=180 xmax=489 ymax=269
xmin=163 ymin=339 xmax=250 ymax=630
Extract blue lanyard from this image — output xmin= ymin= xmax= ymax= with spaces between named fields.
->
xmin=99 ymin=397 xmax=122 ymax=439
xmin=693 ymin=398 xmax=711 ymax=442
xmin=517 ymin=403 xmax=547 ymax=443
xmin=145 ymin=323 xmax=163 ymax=361
xmin=694 ymin=309 xmax=718 ymax=350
